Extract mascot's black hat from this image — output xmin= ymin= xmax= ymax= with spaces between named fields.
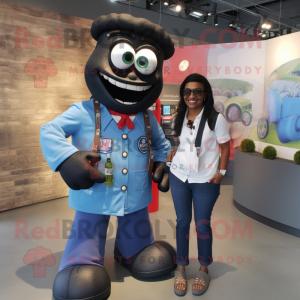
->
xmin=91 ymin=13 xmax=175 ymax=60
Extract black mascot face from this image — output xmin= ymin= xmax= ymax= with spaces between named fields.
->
xmin=85 ymin=13 xmax=174 ymax=114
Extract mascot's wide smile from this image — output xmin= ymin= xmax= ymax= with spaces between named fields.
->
xmin=89 ymin=35 xmax=162 ymax=109
xmin=85 ymin=13 xmax=174 ymax=114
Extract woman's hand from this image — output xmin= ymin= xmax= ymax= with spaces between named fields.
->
xmin=166 ymin=148 xmax=178 ymax=163
xmin=208 ymin=173 xmax=224 ymax=184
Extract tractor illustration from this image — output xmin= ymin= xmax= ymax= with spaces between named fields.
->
xmin=210 ymin=79 xmax=254 ymax=159
xmin=258 ymin=80 xmax=300 ymax=143
xmin=215 ymin=97 xmax=253 ymax=126
xmin=211 ymin=79 xmax=254 ymax=127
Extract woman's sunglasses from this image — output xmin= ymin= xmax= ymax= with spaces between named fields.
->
xmin=182 ymin=88 xmax=206 ymax=97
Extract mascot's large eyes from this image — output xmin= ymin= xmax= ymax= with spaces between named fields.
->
xmin=134 ymin=49 xmax=157 ymax=75
xmin=111 ymin=43 xmax=135 ymax=69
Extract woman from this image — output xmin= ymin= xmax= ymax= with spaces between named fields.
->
xmin=167 ymin=73 xmax=231 ymax=296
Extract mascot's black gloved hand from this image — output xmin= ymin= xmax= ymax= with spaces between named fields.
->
xmin=152 ymin=161 xmax=170 ymax=192
xmin=57 ymin=151 xmax=106 ymax=190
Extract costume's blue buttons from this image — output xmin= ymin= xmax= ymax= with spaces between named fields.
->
xmin=121 ymin=185 xmax=127 ymax=191
xmin=122 ymin=134 xmax=128 ymax=140
xmin=122 ymin=151 xmax=128 ymax=158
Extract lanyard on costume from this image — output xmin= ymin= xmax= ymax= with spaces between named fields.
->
xmin=143 ymin=111 xmax=154 ymax=173
xmin=92 ymin=98 xmax=153 ymax=173
xmin=92 ymin=98 xmax=101 ymax=152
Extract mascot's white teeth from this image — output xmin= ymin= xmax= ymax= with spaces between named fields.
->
xmin=115 ymin=99 xmax=137 ymax=105
xmin=100 ymin=72 xmax=152 ymax=91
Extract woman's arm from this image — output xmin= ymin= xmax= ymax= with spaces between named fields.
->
xmin=219 ymin=141 xmax=230 ymax=170
xmin=207 ymin=140 xmax=230 ymax=183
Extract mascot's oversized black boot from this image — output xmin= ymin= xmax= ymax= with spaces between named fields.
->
xmin=114 ymin=241 xmax=177 ymax=278
xmin=53 ymin=265 xmax=111 ymax=300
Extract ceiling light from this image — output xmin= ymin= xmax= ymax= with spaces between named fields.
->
xmin=168 ymin=3 xmax=183 ymax=12
xmin=262 ymin=31 xmax=268 ymax=38
xmin=229 ymin=21 xmax=234 ymax=27
xmin=208 ymin=12 xmax=212 ymax=16
xmin=214 ymin=16 xmax=218 ymax=26
xmin=164 ymin=0 xmax=169 ymax=5
xmin=262 ymin=21 xmax=272 ymax=29
xmin=191 ymin=11 xmax=202 ymax=16
xmin=189 ymin=9 xmax=204 ymax=18
xmin=176 ymin=4 xmax=182 ymax=11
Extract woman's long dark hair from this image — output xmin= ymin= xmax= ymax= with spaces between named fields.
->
xmin=174 ymin=73 xmax=217 ymax=137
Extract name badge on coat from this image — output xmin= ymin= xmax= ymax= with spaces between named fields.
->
xmin=98 ymin=137 xmax=112 ymax=153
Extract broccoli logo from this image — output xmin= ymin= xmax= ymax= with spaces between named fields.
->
xmin=23 ymin=246 xmax=56 ymax=277
xmin=24 ymin=56 xmax=57 ymax=88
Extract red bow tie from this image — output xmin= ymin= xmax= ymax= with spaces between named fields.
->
xmin=108 ymin=109 xmax=136 ymax=129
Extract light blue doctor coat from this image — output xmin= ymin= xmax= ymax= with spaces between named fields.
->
xmin=40 ymin=98 xmax=171 ymax=216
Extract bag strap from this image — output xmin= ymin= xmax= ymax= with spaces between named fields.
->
xmin=143 ymin=110 xmax=153 ymax=173
xmin=211 ymin=110 xmax=219 ymax=130
xmin=93 ymin=98 xmax=101 ymax=152
xmin=195 ymin=107 xmax=219 ymax=148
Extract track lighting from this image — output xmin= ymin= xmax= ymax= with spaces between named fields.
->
xmin=214 ymin=16 xmax=218 ymax=26
xmin=261 ymin=31 xmax=268 ymax=38
xmin=189 ymin=9 xmax=205 ymax=18
xmin=262 ymin=21 xmax=272 ymax=29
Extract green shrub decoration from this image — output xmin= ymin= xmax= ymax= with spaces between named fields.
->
xmin=262 ymin=146 xmax=277 ymax=160
xmin=240 ymin=139 xmax=255 ymax=152
xmin=294 ymin=150 xmax=300 ymax=164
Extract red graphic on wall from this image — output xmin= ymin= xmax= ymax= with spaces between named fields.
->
xmin=163 ymin=45 xmax=210 ymax=83
xmin=23 ymin=246 xmax=56 ymax=277
xmin=24 ymin=56 xmax=57 ymax=88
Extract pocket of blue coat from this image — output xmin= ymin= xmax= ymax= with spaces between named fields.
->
xmin=134 ymin=170 xmax=149 ymax=190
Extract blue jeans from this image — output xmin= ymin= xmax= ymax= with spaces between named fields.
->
xmin=59 ymin=207 xmax=155 ymax=272
xmin=169 ymin=171 xmax=220 ymax=266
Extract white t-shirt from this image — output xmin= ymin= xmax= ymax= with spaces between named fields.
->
xmin=170 ymin=108 xmax=231 ymax=183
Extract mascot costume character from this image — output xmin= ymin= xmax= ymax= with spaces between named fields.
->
xmin=40 ymin=13 xmax=176 ymax=300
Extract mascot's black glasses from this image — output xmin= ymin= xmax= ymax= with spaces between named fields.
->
xmin=182 ymin=88 xmax=205 ymax=97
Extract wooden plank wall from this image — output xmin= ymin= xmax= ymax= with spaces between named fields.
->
xmin=0 ymin=0 xmax=204 ymax=212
